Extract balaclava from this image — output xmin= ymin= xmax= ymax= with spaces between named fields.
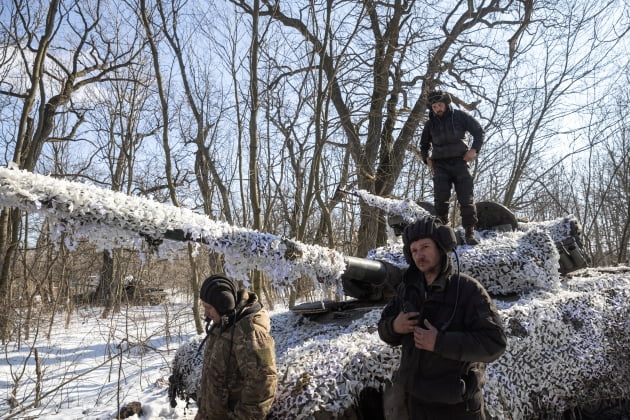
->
xmin=199 ymin=274 xmax=239 ymax=316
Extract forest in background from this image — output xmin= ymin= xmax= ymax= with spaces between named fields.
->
xmin=0 ymin=0 xmax=628 ymax=342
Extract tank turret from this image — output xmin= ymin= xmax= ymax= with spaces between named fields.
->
xmin=292 ymin=197 xmax=589 ymax=317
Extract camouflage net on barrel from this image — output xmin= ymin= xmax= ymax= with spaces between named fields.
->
xmin=0 ymin=165 xmax=346 ymax=293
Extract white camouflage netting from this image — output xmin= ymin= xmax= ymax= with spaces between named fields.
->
xmin=353 ymin=190 xmax=431 ymax=224
xmin=358 ymin=189 xmax=583 ymax=295
xmin=0 ymin=164 xmax=346 ymax=293
xmin=486 ymin=269 xmax=630 ymax=418
xmin=172 ymin=270 xmax=630 ymax=419
xmin=368 ymin=226 xmax=563 ymax=295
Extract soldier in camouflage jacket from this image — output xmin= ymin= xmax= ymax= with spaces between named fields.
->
xmin=195 ymin=275 xmax=277 ymax=420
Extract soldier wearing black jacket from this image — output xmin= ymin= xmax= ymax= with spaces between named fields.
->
xmin=378 ymin=217 xmax=506 ymax=420
xmin=420 ymin=90 xmax=485 ymax=245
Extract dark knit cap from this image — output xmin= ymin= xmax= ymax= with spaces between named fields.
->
xmin=427 ymin=90 xmax=452 ymax=107
xmin=199 ymin=274 xmax=239 ymax=316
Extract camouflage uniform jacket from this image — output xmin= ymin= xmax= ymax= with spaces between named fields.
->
xmin=197 ymin=292 xmax=277 ymax=420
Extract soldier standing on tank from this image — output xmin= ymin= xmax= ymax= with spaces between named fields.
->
xmin=419 ymin=90 xmax=485 ymax=245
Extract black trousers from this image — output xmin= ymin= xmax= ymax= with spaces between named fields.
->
xmin=432 ymin=158 xmax=477 ymax=229
xmin=407 ymin=394 xmax=485 ymax=420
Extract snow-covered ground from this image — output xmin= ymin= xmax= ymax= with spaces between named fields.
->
xmin=4 ymin=267 xmax=630 ymax=420
xmin=2 ymin=294 xmax=379 ymax=420
xmin=1 ymin=294 xmax=203 ymax=419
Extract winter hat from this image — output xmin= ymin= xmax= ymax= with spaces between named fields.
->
xmin=199 ymin=274 xmax=239 ymax=316
xmin=402 ymin=216 xmax=457 ymax=263
xmin=427 ymin=90 xmax=452 ymax=108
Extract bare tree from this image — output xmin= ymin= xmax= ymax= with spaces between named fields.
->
xmin=582 ymin=82 xmax=630 ymax=265
xmin=246 ymin=0 xmax=265 ymax=297
xmin=476 ymin=1 xmax=629 ymax=214
xmin=87 ymin=64 xmax=159 ymax=315
xmin=0 ymin=0 xmax=144 ymax=339
xmin=149 ymin=0 xmax=247 ymax=322
xmin=135 ymin=0 xmax=209 ymax=332
xmin=227 ymin=0 xmax=534 ymax=255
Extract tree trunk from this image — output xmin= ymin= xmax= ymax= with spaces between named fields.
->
xmin=248 ymin=0 xmax=263 ymax=297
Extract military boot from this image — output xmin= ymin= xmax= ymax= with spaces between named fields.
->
xmin=465 ymin=226 xmax=479 ymax=246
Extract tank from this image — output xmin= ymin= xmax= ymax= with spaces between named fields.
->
xmin=1 ymin=166 xmax=626 ymax=419
xmin=168 ymin=196 xmax=630 ymax=420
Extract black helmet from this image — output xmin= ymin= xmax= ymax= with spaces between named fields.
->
xmin=402 ymin=216 xmax=457 ymax=263
xmin=427 ymin=90 xmax=452 ymax=108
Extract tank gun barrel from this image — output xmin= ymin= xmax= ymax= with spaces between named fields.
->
xmin=342 ymin=256 xmax=387 ymax=284
xmin=341 ymin=256 xmax=401 ymax=301
xmin=0 ymin=165 xmax=347 ymax=289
